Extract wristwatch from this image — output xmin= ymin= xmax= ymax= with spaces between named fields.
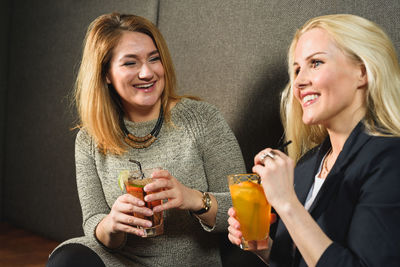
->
xmin=192 ymin=191 xmax=212 ymax=215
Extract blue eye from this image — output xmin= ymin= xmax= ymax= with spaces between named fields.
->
xmin=311 ymin=59 xmax=323 ymax=68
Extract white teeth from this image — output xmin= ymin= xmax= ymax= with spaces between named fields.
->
xmin=303 ymin=94 xmax=319 ymax=104
xmin=135 ymin=82 xmax=154 ymax=89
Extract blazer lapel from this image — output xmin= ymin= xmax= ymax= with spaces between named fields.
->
xmin=308 ymin=122 xmax=372 ymax=214
xmin=294 ymin=142 xmax=329 ymax=205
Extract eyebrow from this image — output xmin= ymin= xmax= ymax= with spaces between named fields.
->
xmin=293 ymin=51 xmax=327 ymax=66
xmin=120 ymin=50 xmax=160 ymax=60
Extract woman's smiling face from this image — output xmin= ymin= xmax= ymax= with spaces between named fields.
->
xmin=107 ymin=31 xmax=165 ymax=118
xmin=292 ymin=28 xmax=367 ymax=127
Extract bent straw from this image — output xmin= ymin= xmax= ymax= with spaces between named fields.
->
xmin=129 ymin=159 xmax=145 ymax=179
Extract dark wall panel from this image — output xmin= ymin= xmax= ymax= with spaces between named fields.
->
xmin=0 ymin=0 xmax=11 ymax=222
xmin=4 ymin=0 xmax=158 ymax=241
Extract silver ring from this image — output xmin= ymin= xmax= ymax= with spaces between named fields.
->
xmin=260 ymin=151 xmax=275 ymax=162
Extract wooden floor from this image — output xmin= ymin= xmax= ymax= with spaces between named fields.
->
xmin=0 ymin=223 xmax=60 ymax=267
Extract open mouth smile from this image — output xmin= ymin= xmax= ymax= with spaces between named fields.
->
xmin=134 ymin=82 xmax=155 ymax=89
xmin=302 ymin=94 xmax=319 ymax=106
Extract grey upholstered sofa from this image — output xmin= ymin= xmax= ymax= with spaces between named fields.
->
xmin=1 ymin=0 xmax=399 ymax=266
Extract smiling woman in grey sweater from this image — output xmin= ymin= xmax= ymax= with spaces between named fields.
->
xmin=47 ymin=13 xmax=245 ymax=267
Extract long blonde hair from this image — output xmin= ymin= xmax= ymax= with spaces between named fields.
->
xmin=281 ymin=14 xmax=400 ymax=162
xmin=75 ymin=13 xmax=184 ymax=154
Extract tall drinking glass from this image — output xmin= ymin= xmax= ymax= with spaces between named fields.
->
xmin=227 ymin=173 xmax=271 ymax=250
xmin=119 ymin=168 xmax=164 ymax=237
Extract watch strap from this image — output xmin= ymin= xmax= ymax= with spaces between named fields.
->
xmin=192 ymin=191 xmax=211 ymax=215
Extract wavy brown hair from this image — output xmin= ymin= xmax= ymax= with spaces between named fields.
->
xmin=75 ymin=13 xmax=186 ymax=154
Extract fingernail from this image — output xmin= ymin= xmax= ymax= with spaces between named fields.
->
xmin=140 ymin=230 xmax=146 ymax=237
xmin=146 ymin=222 xmax=152 ymax=227
xmin=153 ymin=207 xmax=160 ymax=213
xmin=138 ymin=201 xmax=145 ymax=206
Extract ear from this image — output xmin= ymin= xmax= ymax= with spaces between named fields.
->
xmin=106 ymin=74 xmax=111 ymax=85
xmin=357 ymin=64 xmax=368 ymax=89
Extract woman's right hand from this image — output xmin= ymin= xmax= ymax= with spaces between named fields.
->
xmin=95 ymin=193 xmax=154 ymax=248
xmin=108 ymin=193 xmax=154 ymax=235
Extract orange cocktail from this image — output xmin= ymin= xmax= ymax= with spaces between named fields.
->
xmin=227 ymin=174 xmax=271 ymax=249
xmin=119 ymin=168 xmax=164 ymax=237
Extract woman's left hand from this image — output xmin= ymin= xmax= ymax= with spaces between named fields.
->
xmin=253 ymin=149 xmax=296 ymax=211
xmin=142 ymin=169 xmax=199 ymax=213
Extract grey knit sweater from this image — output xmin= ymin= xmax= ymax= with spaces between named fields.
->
xmin=55 ymin=98 xmax=246 ymax=266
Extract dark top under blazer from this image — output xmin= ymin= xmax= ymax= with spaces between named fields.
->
xmin=269 ymin=122 xmax=400 ymax=267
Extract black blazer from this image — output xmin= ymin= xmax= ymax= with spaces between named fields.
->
xmin=270 ymin=122 xmax=400 ymax=267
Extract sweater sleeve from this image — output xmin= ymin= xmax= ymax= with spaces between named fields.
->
xmin=197 ymin=104 xmax=246 ymax=232
xmin=74 ymin=130 xmax=110 ymax=241
xmin=317 ymin=140 xmax=400 ymax=266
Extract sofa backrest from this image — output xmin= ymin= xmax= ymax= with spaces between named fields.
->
xmin=160 ymin=0 xmax=400 ymax=169
xmin=2 ymin=1 xmax=399 ymax=261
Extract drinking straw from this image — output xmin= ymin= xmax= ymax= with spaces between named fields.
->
xmin=277 ymin=140 xmax=292 ymax=151
xmin=129 ymin=159 xmax=145 ymax=179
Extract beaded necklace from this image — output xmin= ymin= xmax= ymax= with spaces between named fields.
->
xmin=120 ymin=105 xmax=164 ymax=149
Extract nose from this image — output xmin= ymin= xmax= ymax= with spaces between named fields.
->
xmin=138 ymin=63 xmax=154 ymax=80
xmin=294 ymin=68 xmax=311 ymax=90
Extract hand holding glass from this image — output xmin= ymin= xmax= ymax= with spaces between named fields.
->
xmin=119 ymin=168 xmax=164 ymax=237
xmin=227 ymin=173 xmax=271 ymax=250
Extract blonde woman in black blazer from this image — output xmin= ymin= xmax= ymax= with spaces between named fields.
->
xmin=228 ymin=14 xmax=400 ymax=267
